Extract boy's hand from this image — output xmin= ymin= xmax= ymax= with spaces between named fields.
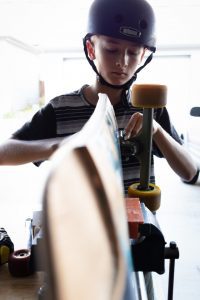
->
xmin=124 ymin=112 xmax=160 ymax=140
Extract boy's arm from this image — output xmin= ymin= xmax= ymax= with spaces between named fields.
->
xmin=0 ymin=138 xmax=64 ymax=165
xmin=125 ymin=111 xmax=198 ymax=183
xmin=153 ymin=125 xmax=198 ymax=182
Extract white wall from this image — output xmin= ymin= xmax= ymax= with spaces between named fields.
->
xmin=0 ymin=39 xmax=39 ymax=115
xmin=39 ymin=53 xmax=64 ymax=101
xmin=1 ymin=0 xmax=200 ymax=130
xmin=136 ymin=53 xmax=191 ymax=134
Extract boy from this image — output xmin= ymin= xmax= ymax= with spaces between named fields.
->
xmin=0 ymin=0 xmax=198 ymax=193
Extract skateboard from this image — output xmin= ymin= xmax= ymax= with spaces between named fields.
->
xmin=42 ymin=94 xmax=141 ymax=300
xmin=121 ymin=84 xmax=167 ymax=212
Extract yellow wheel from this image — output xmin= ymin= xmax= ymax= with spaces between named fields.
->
xmin=0 ymin=245 xmax=10 ymax=264
xmin=131 ymin=84 xmax=167 ymax=108
xmin=128 ymin=183 xmax=161 ymax=212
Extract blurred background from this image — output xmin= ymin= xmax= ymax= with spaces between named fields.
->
xmin=0 ymin=0 xmax=200 ymax=133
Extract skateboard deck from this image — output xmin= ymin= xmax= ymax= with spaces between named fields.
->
xmin=42 ymin=94 xmax=141 ymax=300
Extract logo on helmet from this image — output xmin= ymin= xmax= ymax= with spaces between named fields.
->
xmin=120 ymin=26 xmax=141 ymax=38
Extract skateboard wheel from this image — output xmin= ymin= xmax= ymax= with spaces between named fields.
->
xmin=8 ymin=249 xmax=33 ymax=277
xmin=131 ymin=84 xmax=167 ymax=108
xmin=128 ymin=183 xmax=161 ymax=212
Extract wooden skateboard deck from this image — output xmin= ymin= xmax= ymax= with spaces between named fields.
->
xmin=42 ymin=94 xmax=140 ymax=299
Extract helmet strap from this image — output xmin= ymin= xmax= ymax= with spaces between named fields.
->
xmin=83 ymin=36 xmax=154 ymax=90
xmin=135 ymin=52 xmax=154 ymax=76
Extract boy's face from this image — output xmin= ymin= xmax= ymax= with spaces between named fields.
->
xmin=86 ymin=35 xmax=146 ymax=86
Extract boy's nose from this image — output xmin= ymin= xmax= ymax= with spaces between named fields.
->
xmin=116 ymin=53 xmax=128 ymax=68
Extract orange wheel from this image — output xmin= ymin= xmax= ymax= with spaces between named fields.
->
xmin=131 ymin=84 xmax=167 ymax=108
xmin=128 ymin=183 xmax=161 ymax=212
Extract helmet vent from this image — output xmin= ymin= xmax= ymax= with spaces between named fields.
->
xmin=139 ymin=19 xmax=148 ymax=30
xmin=120 ymin=26 xmax=141 ymax=38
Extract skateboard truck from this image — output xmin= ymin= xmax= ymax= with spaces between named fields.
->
xmin=119 ymin=129 xmax=141 ymax=158
xmin=119 ymin=109 xmax=161 ymax=212
xmin=120 ymin=84 xmax=167 ymax=211
xmin=119 ymin=106 xmax=154 ymax=191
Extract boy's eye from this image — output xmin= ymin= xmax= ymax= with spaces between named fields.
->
xmin=105 ymin=48 xmax=118 ymax=53
xmin=128 ymin=50 xmax=139 ymax=56
xmin=105 ymin=48 xmax=139 ymax=56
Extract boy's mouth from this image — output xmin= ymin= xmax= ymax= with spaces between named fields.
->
xmin=112 ymin=71 xmax=127 ymax=78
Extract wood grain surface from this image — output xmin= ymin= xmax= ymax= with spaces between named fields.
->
xmin=0 ymin=264 xmax=44 ymax=300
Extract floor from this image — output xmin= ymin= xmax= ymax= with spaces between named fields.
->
xmin=0 ymin=118 xmax=199 ymax=299
xmin=155 ymin=157 xmax=200 ymax=300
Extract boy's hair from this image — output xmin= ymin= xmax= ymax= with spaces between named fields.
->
xmin=83 ymin=0 xmax=156 ymax=90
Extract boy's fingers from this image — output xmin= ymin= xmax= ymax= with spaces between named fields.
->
xmin=125 ymin=112 xmax=143 ymax=139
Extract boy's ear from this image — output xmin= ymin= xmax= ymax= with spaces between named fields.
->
xmin=86 ymin=39 xmax=95 ymax=60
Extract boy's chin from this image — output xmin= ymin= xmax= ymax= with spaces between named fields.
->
xmin=106 ymin=78 xmax=129 ymax=87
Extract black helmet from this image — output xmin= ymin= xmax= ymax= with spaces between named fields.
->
xmin=86 ymin=0 xmax=156 ymax=52
xmin=83 ymin=0 xmax=156 ymax=90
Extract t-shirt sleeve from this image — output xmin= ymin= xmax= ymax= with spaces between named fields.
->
xmin=153 ymin=107 xmax=183 ymax=158
xmin=11 ymin=103 xmax=56 ymax=140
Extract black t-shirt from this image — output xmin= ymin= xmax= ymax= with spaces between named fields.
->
xmin=12 ymin=85 xmax=182 ymax=194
